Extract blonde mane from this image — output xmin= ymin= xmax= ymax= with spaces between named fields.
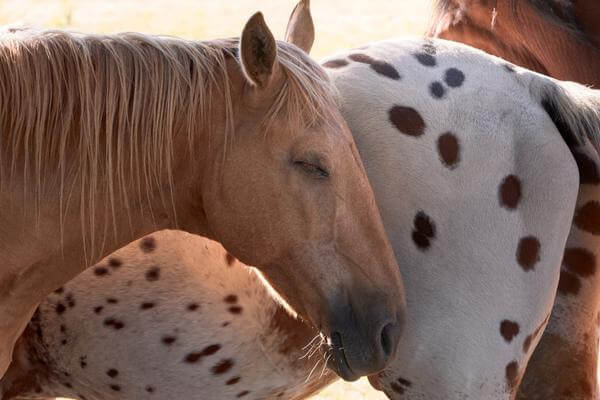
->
xmin=0 ymin=27 xmax=339 ymax=258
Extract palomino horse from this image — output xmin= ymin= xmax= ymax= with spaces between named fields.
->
xmin=5 ymin=37 xmax=600 ymax=399
xmin=429 ymin=0 xmax=600 ymax=88
xmin=430 ymin=1 xmax=600 ymax=398
xmin=0 ymin=0 xmax=406 ymax=381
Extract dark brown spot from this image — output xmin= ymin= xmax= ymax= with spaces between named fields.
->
xmin=237 ymin=391 xmax=250 ymax=398
xmin=61 ymin=339 xmax=67 ymax=345
xmin=79 ymin=357 xmax=87 ymax=369
xmin=106 ymin=298 xmax=118 ymax=304
xmin=322 ymin=59 xmax=348 ymax=68
xmin=104 ymin=318 xmax=125 ymax=330
xmin=162 ymin=336 xmax=176 ymax=345
xmin=224 ymin=295 xmax=238 ymax=304
xmin=60 ymin=324 xmax=66 ymax=333
xmin=211 ymin=359 xmax=234 ymax=375
xmin=573 ymin=151 xmax=600 ymax=184
xmin=390 ymin=382 xmax=405 ymax=394
xmin=412 ymin=211 xmax=436 ymax=250
xmin=558 ymin=270 xmax=581 ymax=296
xmin=108 ymin=258 xmax=122 ymax=269
xmin=430 ymin=81 xmax=446 ymax=99
xmin=56 ymin=303 xmax=66 ymax=315
xmin=54 ymin=287 xmax=64 ymax=294
xmin=414 ymin=52 xmax=436 ymax=67
xmin=348 ymin=53 xmax=401 ymax=80
xmin=437 ymin=132 xmax=460 ymax=168
xmin=106 ymin=369 xmax=118 ymax=378
xmin=397 ymin=377 xmax=412 ymax=387
xmin=227 ymin=377 xmax=241 ymax=385
xmin=574 ymin=201 xmax=600 ymax=235
xmin=66 ymin=294 xmax=75 ymax=308
xmin=563 ymin=247 xmax=596 ymax=277
xmin=110 ymin=384 xmax=121 ymax=391
xmin=388 ymin=105 xmax=425 ymax=137
xmin=140 ymin=302 xmax=155 ymax=310
xmin=228 ymin=306 xmax=243 ymax=314
xmin=187 ymin=303 xmax=199 ymax=311
xmin=506 ymin=361 xmax=519 ymax=389
xmin=444 ymin=68 xmax=465 ymax=87
xmin=184 ymin=344 xmax=221 ymax=363
xmin=499 ymin=175 xmax=522 ymax=209
xmin=222 ymin=322 xmax=230 ymax=327
xmin=500 ymin=320 xmax=520 ymax=342
xmin=516 ymin=236 xmax=540 ymax=271
xmin=140 ymin=236 xmax=156 ymax=253
xmin=146 ymin=386 xmax=155 ymax=393
xmin=94 ymin=306 xmax=104 ymax=314
xmin=145 ymin=266 xmax=160 ymax=282
xmin=63 ymin=382 xmax=73 ymax=388
xmin=94 ymin=267 xmax=109 ymax=276
xmin=225 ymin=253 xmax=236 ymax=266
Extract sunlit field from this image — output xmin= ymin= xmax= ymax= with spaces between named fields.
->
xmin=0 ymin=1 xmax=432 ymax=398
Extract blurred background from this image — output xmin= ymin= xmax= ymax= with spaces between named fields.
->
xmin=0 ymin=0 xmax=434 ymax=398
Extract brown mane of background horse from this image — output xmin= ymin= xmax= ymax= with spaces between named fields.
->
xmin=430 ymin=0 xmax=600 ymax=88
xmin=0 ymin=1 xmax=406 ymax=381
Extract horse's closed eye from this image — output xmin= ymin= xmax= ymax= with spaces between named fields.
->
xmin=294 ymin=160 xmax=329 ymax=178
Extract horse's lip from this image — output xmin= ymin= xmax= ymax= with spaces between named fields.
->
xmin=328 ymin=333 xmax=359 ymax=381
xmin=368 ymin=374 xmax=384 ymax=391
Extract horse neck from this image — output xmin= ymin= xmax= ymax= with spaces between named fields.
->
xmin=433 ymin=0 xmax=600 ymax=87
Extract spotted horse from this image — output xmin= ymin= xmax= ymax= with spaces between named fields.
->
xmin=3 ymin=37 xmax=600 ymax=399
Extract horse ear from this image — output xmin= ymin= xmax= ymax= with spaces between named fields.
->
xmin=284 ymin=0 xmax=314 ymax=54
xmin=240 ymin=12 xmax=278 ymax=88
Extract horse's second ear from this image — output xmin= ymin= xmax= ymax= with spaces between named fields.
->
xmin=285 ymin=0 xmax=314 ymax=54
xmin=240 ymin=12 xmax=277 ymax=88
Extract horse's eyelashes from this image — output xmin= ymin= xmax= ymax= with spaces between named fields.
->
xmin=293 ymin=160 xmax=329 ymax=179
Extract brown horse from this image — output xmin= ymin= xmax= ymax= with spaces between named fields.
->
xmin=0 ymin=1 xmax=406 ymax=381
xmin=430 ymin=1 xmax=600 ymax=398
xmin=430 ymin=0 xmax=600 ymax=88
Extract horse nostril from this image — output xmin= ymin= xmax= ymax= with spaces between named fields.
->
xmin=380 ymin=322 xmax=401 ymax=358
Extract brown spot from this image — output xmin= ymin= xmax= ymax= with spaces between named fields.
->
xmin=61 ymin=339 xmax=67 ymax=345
xmin=444 ymin=68 xmax=465 ymax=87
xmin=499 ymin=175 xmax=522 ymax=209
xmin=104 ymin=318 xmax=125 ymax=330
xmin=212 ymin=359 xmax=234 ymax=374
xmin=414 ymin=52 xmax=436 ymax=67
xmin=573 ymin=151 xmax=600 ymax=184
xmin=437 ymin=132 xmax=460 ymax=168
xmin=388 ymin=105 xmax=425 ymax=137
xmin=222 ymin=322 xmax=230 ymax=327
xmin=54 ymin=287 xmax=64 ymax=294
xmin=228 ymin=306 xmax=243 ymax=314
xmin=224 ymin=295 xmax=238 ymax=304
xmin=79 ymin=357 xmax=87 ymax=369
xmin=237 ymin=391 xmax=250 ymax=398
xmin=146 ymin=386 xmax=155 ymax=393
xmin=348 ymin=53 xmax=401 ymax=80
xmin=140 ymin=302 xmax=155 ymax=310
xmin=412 ymin=211 xmax=436 ymax=250
xmin=500 ymin=320 xmax=520 ymax=342
xmin=558 ymin=270 xmax=581 ymax=296
xmin=106 ymin=298 xmax=118 ymax=304
xmin=94 ymin=306 xmax=104 ymax=314
xmin=574 ymin=201 xmax=600 ymax=235
xmin=322 ymin=59 xmax=348 ymax=68
xmin=506 ymin=361 xmax=519 ymax=389
xmin=56 ymin=303 xmax=66 ymax=315
xmin=563 ymin=247 xmax=596 ymax=277
xmin=94 ymin=266 xmax=109 ymax=276
xmin=429 ymin=81 xmax=446 ymax=99
xmin=225 ymin=253 xmax=236 ymax=266
xmin=145 ymin=266 xmax=160 ymax=282
xmin=187 ymin=303 xmax=199 ymax=311
xmin=110 ymin=384 xmax=121 ymax=391
xmin=390 ymin=382 xmax=405 ymax=394
xmin=108 ymin=257 xmax=122 ymax=269
xmin=227 ymin=377 xmax=241 ymax=385
xmin=106 ymin=369 xmax=118 ymax=378
xmin=66 ymin=294 xmax=75 ymax=308
xmin=184 ymin=344 xmax=221 ymax=363
xmin=162 ymin=336 xmax=176 ymax=345
xmin=60 ymin=324 xmax=66 ymax=333
xmin=140 ymin=236 xmax=156 ymax=253
xmin=516 ymin=236 xmax=540 ymax=271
